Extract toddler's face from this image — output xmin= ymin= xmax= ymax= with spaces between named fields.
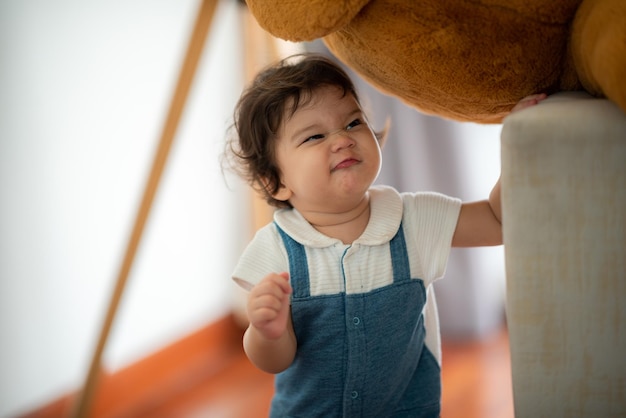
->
xmin=271 ymin=86 xmax=381 ymax=213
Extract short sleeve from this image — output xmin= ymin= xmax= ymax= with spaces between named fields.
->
xmin=232 ymin=223 xmax=289 ymax=291
xmin=402 ymin=192 xmax=461 ymax=284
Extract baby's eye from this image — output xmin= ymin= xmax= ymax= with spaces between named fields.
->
xmin=302 ymin=133 xmax=325 ymax=144
xmin=346 ymin=119 xmax=363 ymax=130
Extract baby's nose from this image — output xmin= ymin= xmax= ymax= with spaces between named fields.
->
xmin=329 ymin=129 xmax=355 ymax=150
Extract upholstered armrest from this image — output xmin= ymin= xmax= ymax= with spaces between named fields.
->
xmin=501 ymin=92 xmax=626 ymax=417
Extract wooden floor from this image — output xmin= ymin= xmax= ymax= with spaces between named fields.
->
xmin=137 ymin=326 xmax=514 ymax=418
xmin=439 ymin=328 xmax=514 ymax=418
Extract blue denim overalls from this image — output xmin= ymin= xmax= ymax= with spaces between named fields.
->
xmin=271 ymin=222 xmax=441 ymax=418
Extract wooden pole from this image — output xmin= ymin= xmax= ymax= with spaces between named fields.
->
xmin=70 ymin=1 xmax=218 ymax=416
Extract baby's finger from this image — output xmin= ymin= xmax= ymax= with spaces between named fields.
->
xmin=250 ymin=293 xmax=284 ymax=312
xmin=275 ymin=272 xmax=292 ymax=295
xmin=249 ymin=306 xmax=281 ymax=324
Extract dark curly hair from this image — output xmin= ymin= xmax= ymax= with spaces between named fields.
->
xmin=223 ymin=53 xmax=383 ymax=209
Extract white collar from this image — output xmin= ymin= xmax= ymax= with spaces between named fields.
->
xmin=273 ymin=185 xmax=403 ymax=248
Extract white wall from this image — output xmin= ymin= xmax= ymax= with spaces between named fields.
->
xmin=0 ymin=1 xmax=249 ymax=416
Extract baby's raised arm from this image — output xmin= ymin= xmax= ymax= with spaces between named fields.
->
xmin=452 ymin=93 xmax=547 ymax=247
xmin=243 ymin=272 xmax=297 ymax=374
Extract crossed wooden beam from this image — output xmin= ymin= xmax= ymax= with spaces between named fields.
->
xmin=70 ymin=2 xmax=284 ymax=414
xmin=70 ymin=1 xmax=219 ymax=416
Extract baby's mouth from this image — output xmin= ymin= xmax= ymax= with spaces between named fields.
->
xmin=333 ymin=158 xmax=360 ymax=171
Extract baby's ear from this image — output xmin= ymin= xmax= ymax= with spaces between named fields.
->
xmin=261 ymin=177 xmax=292 ymax=202
xmin=271 ymin=183 xmax=293 ymax=202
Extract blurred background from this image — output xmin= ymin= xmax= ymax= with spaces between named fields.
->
xmin=0 ymin=0 xmax=506 ymax=416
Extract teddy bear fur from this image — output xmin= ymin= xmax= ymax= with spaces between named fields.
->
xmin=246 ymin=0 xmax=625 ymax=123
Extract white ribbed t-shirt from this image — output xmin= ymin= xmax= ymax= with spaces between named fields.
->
xmin=233 ymin=185 xmax=461 ymax=364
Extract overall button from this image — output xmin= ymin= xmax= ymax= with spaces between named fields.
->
xmin=351 ymin=391 xmax=359 ymax=399
xmin=353 ymin=317 xmax=360 ymax=325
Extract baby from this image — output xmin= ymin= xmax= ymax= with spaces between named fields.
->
xmin=224 ymin=53 xmax=546 ymax=417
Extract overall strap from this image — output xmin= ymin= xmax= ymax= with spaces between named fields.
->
xmin=389 ymin=222 xmax=411 ymax=283
xmin=275 ymin=222 xmax=310 ymax=298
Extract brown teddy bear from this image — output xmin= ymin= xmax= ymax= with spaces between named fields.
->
xmin=245 ymin=0 xmax=625 ymax=123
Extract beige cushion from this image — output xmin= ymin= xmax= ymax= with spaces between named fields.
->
xmin=501 ymin=92 xmax=626 ymax=417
